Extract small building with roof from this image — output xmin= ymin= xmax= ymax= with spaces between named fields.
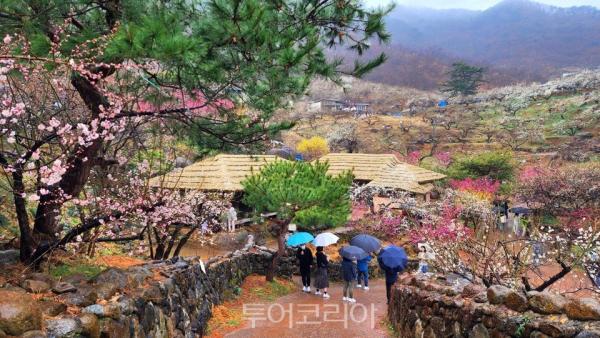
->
xmin=148 ymin=154 xmax=287 ymax=192
xmin=315 ymin=153 xmax=446 ymax=197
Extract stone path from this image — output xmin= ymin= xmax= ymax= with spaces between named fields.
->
xmin=225 ymin=278 xmax=391 ymax=338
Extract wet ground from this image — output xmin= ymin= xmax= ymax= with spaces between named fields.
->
xmin=225 ymin=277 xmax=391 ymax=338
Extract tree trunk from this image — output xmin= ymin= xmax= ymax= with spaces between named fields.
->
xmin=29 ymin=74 xmax=107 ymax=257
xmin=12 ymin=170 xmax=34 ymax=261
xmin=266 ymin=220 xmax=290 ymax=282
xmin=172 ymin=226 xmax=198 ymax=258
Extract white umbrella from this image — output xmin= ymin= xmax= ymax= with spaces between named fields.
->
xmin=312 ymin=232 xmax=339 ymax=247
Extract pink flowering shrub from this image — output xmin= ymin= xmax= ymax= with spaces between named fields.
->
xmin=406 ymin=151 xmax=421 ymax=165
xmin=434 ymin=152 xmax=452 ymax=167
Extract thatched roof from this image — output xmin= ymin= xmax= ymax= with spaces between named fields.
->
xmin=149 ymin=154 xmax=286 ymax=191
xmin=317 ymin=153 xmax=446 ymax=194
xmin=316 ymin=153 xmax=399 ymax=180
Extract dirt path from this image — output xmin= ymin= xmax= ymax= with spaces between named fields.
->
xmin=225 ymin=277 xmax=391 ymax=338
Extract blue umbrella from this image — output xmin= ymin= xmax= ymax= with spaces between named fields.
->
xmin=350 ymin=234 xmax=381 ymax=253
xmin=339 ymin=245 xmax=368 ymax=260
xmin=286 ymin=232 xmax=314 ymax=247
xmin=378 ymin=245 xmax=408 ymax=270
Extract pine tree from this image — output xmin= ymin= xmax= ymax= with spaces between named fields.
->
xmin=242 ymin=161 xmax=352 ymax=281
xmin=441 ymin=62 xmax=485 ymax=97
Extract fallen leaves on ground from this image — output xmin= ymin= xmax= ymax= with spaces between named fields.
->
xmin=206 ymin=274 xmax=295 ymax=338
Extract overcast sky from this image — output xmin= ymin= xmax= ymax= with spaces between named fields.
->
xmin=364 ymin=0 xmax=600 ymax=10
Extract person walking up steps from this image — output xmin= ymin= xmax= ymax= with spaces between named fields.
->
xmin=314 ymin=246 xmax=330 ymax=299
xmin=356 ymin=254 xmax=371 ymax=290
xmin=296 ymin=244 xmax=313 ymax=292
xmin=341 ymin=257 xmax=357 ymax=303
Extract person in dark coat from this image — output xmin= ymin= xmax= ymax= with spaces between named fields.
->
xmin=314 ymin=246 xmax=330 ymax=298
xmin=296 ymin=244 xmax=313 ymax=292
xmin=341 ymin=257 xmax=357 ymax=303
xmin=378 ymin=252 xmax=401 ymax=304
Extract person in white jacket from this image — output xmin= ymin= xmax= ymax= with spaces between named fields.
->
xmin=226 ymin=206 xmax=237 ymax=232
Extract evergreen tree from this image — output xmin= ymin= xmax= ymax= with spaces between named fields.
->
xmin=242 ymin=161 xmax=352 ymax=281
xmin=441 ymin=62 xmax=485 ymax=97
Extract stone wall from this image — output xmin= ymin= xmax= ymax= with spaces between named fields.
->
xmin=0 ymin=246 xmax=295 ymax=338
xmin=388 ymin=275 xmax=600 ymax=338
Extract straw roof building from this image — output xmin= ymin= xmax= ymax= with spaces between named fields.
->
xmin=149 ymin=154 xmax=287 ymax=191
xmin=151 ymin=152 xmax=445 ymax=196
xmin=316 ymin=153 xmax=446 ymax=195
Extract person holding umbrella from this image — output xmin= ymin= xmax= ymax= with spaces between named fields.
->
xmin=312 ymin=233 xmax=338 ymax=299
xmin=339 ymin=245 xmax=368 ymax=303
xmin=297 ymin=244 xmax=314 ymax=292
xmin=356 ymin=255 xmax=371 ymax=290
xmin=287 ymin=232 xmax=315 ymax=292
xmin=314 ymin=246 xmax=330 ymax=298
xmin=341 ymin=257 xmax=357 ymax=303
xmin=350 ymin=234 xmax=381 ymax=291
xmin=377 ymin=245 xmax=408 ymax=304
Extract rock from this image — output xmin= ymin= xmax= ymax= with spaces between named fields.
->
xmin=40 ymin=300 xmax=67 ymax=317
xmin=528 ymin=291 xmax=567 ymax=315
xmin=77 ymin=313 xmax=100 ymax=338
xmin=45 ymin=318 xmax=81 ymax=338
xmin=95 ymin=282 xmax=118 ymax=300
xmin=26 ymin=273 xmax=55 ymax=286
xmin=564 ymin=298 xmax=600 ymax=320
xmin=22 ymin=330 xmax=46 ymax=338
xmin=51 ymin=282 xmax=76 ymax=294
xmin=469 ymin=323 xmax=490 ymax=338
xmin=0 ymin=290 xmax=42 ymax=335
xmin=474 ymin=292 xmax=488 ymax=303
xmin=94 ymin=268 xmax=128 ymax=290
xmin=575 ymin=330 xmax=600 ymax=338
xmin=538 ymin=321 xmax=565 ymax=337
xmin=530 ymin=332 xmax=551 ymax=338
xmin=1 ymin=285 xmax=26 ymax=293
xmin=21 ymin=280 xmax=50 ymax=293
xmin=58 ymin=286 xmax=97 ymax=307
xmin=462 ymin=284 xmax=486 ymax=298
xmin=83 ymin=304 xmax=121 ymax=319
xmin=486 ymin=285 xmax=511 ymax=305
xmin=0 ymin=250 xmax=19 ymax=265
xmin=504 ymin=290 xmax=528 ymax=312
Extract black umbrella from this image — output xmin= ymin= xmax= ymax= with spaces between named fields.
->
xmin=510 ymin=207 xmax=531 ymax=215
xmin=339 ymin=245 xmax=368 ymax=260
xmin=350 ymin=234 xmax=381 ymax=253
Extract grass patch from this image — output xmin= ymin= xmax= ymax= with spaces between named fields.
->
xmin=251 ymin=279 xmax=295 ymax=301
xmin=50 ymin=263 xmax=105 ymax=279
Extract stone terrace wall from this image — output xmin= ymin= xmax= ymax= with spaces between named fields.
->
xmin=0 ymin=247 xmax=294 ymax=338
xmin=388 ymin=275 xmax=600 ymax=338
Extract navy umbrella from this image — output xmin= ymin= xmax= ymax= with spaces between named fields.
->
xmin=350 ymin=234 xmax=381 ymax=253
xmin=339 ymin=245 xmax=368 ymax=261
xmin=378 ymin=245 xmax=408 ymax=270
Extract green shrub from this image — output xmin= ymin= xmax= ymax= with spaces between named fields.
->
xmin=446 ymin=151 xmax=515 ymax=181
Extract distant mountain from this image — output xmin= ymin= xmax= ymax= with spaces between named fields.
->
xmin=385 ymin=0 xmax=600 ymax=75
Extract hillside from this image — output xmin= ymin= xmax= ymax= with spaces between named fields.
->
xmin=349 ymin=0 xmax=600 ymax=89
xmin=282 ymin=70 xmax=600 ymax=160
